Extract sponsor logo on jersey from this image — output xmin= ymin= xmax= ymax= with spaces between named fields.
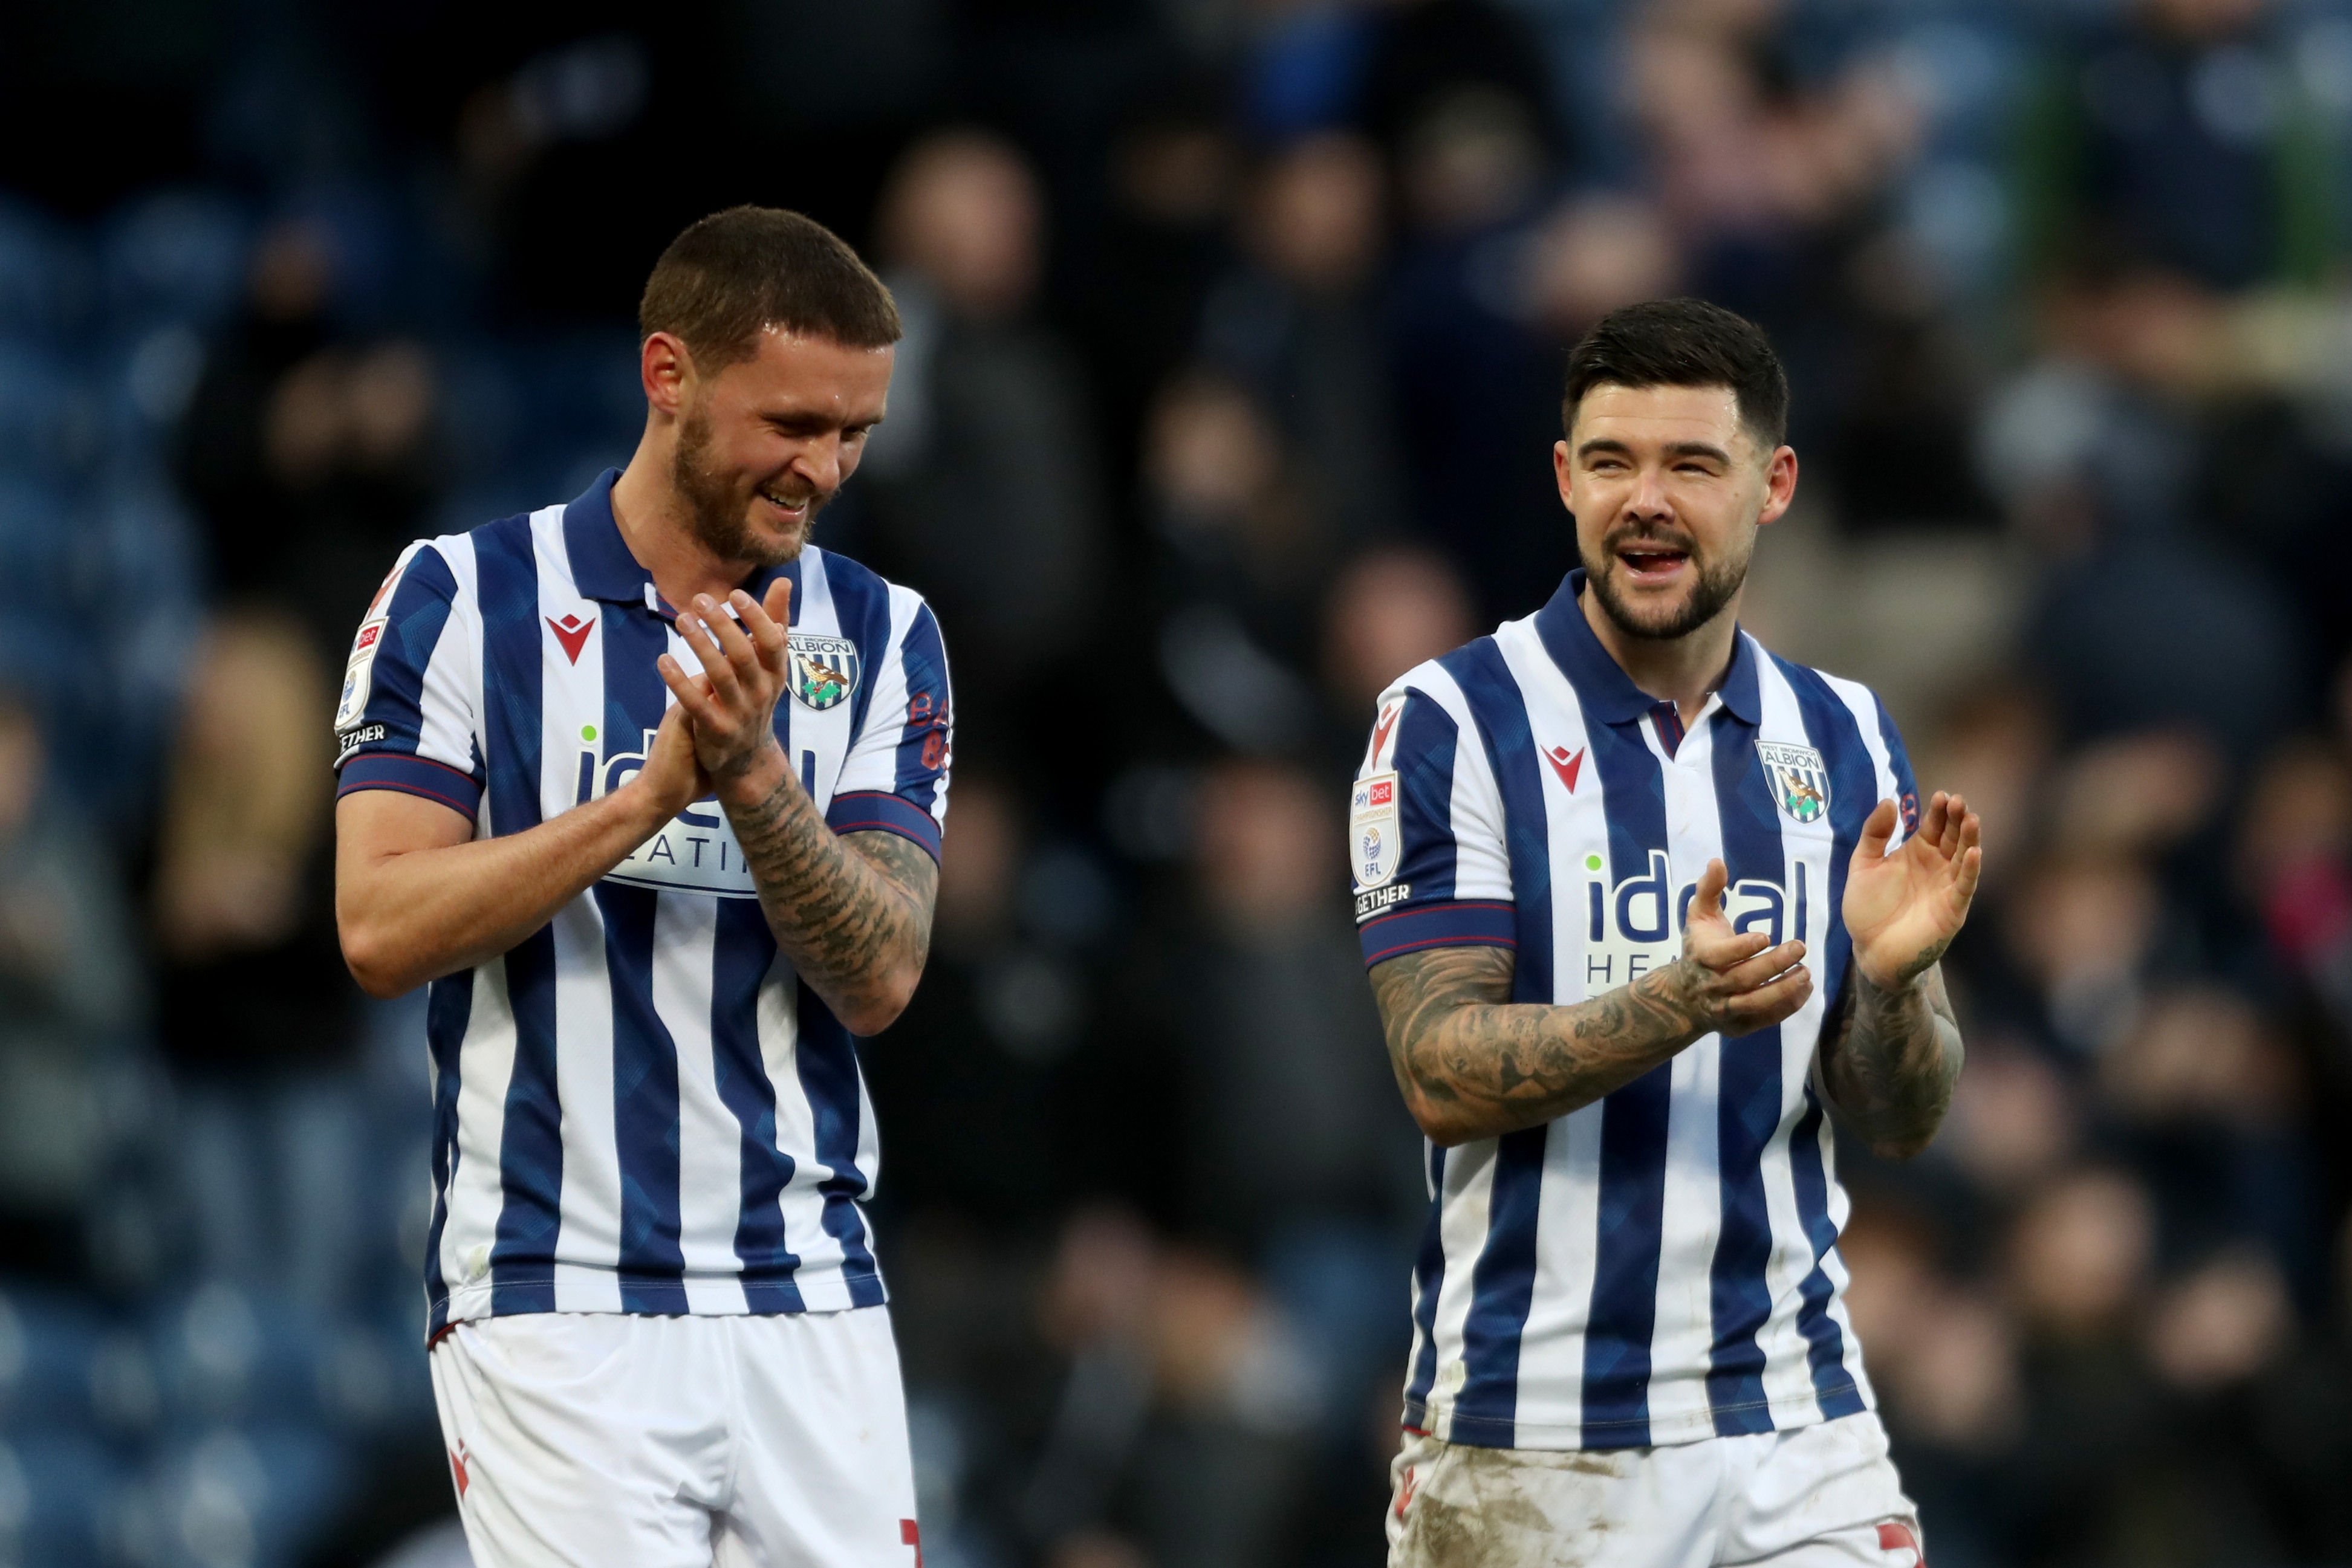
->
xmin=1543 ymin=743 xmax=1585 ymax=792
xmin=1757 ymin=740 xmax=1830 ymax=824
xmin=1352 ymin=772 xmax=1400 ymax=887
xmin=788 ymin=632 xmax=860 ymax=711
xmin=1579 ymin=849 xmax=1807 ymax=993
xmin=336 ymin=722 xmax=387 ymax=761
xmin=547 ymin=612 xmax=596 ymax=664
xmin=579 ymin=727 xmax=759 ymax=898
xmin=333 ymin=615 xmax=390 ymax=730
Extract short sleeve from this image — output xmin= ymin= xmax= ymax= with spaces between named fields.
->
xmin=1351 ymin=684 xmax=1516 ymax=968
xmin=1872 ymin=692 xmax=1920 ymax=845
xmin=826 ymin=592 xmax=952 ymax=862
xmin=333 ymin=542 xmax=485 ymax=822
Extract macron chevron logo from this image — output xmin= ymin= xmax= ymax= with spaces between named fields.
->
xmin=547 ymin=613 xmax=596 ymax=664
xmin=1544 ymin=744 xmax=1585 ymax=793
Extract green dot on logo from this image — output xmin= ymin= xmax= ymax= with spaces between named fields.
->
xmin=581 ymin=725 xmax=597 ymax=741
xmin=1586 ymin=854 xmax=1602 ymax=871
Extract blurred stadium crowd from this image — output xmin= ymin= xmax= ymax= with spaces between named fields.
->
xmin=5 ymin=0 xmax=2352 ymax=1563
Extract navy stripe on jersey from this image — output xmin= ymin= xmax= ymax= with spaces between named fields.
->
xmin=1403 ymin=1142 xmax=1449 ymax=1423
xmin=1360 ymin=902 xmax=1518 ymax=965
xmin=794 ymin=986 xmax=886 ymax=1309
xmin=1705 ymin=704 xmax=1787 ymax=1436
xmin=710 ymin=901 xmax=806 ymax=1310
xmin=597 ymin=600 xmax=689 ymax=1312
xmin=1778 ymin=656 xmax=1875 ymax=1419
xmin=1578 ymin=692 xmax=1674 ymax=1450
xmin=1441 ymin=640 xmax=1551 ymax=1443
xmin=476 ymin=515 xmax=563 ymax=1315
xmin=421 ymin=970 xmax=473 ymax=1335
xmin=1874 ymin=693 xmax=1921 ymax=835
xmin=888 ymin=601 xmax=952 ymax=816
xmin=827 ymin=791 xmax=944 ymax=860
xmin=830 ymin=556 xmax=895 ymax=744
xmin=336 ymin=753 xmax=482 ymax=820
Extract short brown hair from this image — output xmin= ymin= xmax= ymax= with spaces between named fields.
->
xmin=639 ymin=206 xmax=901 ymax=372
xmin=1562 ymin=297 xmax=1789 ymax=449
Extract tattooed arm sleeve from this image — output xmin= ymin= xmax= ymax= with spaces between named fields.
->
xmin=1816 ymin=964 xmax=1964 ymax=1161
xmin=721 ymin=763 xmax=939 ymax=1034
xmin=1370 ymin=944 xmax=1723 ymax=1145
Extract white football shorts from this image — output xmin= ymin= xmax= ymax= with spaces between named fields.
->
xmin=1387 ymin=1411 xmax=1923 ymax=1568
xmin=429 ymin=1308 xmax=922 ymax=1568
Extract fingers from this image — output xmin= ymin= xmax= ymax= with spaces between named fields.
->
xmin=673 ymin=606 xmax=746 ymax=706
xmin=1712 ymin=938 xmax=1807 ymax=994
xmin=1717 ymin=964 xmax=1814 ymax=1033
xmin=1856 ymin=796 xmax=1897 ymax=862
xmin=1918 ymin=791 xmax=1950 ymax=852
xmin=1689 ymin=858 xmax=1729 ymax=926
xmin=656 ymin=654 xmax=720 ymax=723
xmin=1687 ymin=924 xmax=1771 ymax=971
xmin=734 ymin=584 xmax=791 ymax=675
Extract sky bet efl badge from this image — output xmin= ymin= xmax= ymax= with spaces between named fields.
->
xmin=1757 ymin=741 xmax=1830 ymax=824
xmin=788 ymin=632 xmax=860 ymax=711
xmin=1352 ymin=771 xmax=1401 ymax=888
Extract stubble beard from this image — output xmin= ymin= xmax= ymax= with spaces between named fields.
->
xmin=1585 ymin=530 xmax=1750 ymax=642
xmin=671 ymin=402 xmax=825 ymax=568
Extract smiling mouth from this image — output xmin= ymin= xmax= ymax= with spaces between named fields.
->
xmin=1616 ymin=543 xmax=1691 ymax=582
xmin=757 ymin=484 xmax=812 ymax=521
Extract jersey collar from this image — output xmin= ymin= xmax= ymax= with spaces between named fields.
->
xmin=562 ymin=467 xmax=800 ymax=620
xmin=1533 ymin=568 xmax=1761 ymax=727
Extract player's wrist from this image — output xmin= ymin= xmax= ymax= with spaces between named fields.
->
xmin=711 ymin=737 xmax=788 ymax=805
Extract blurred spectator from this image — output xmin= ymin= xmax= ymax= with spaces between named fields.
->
xmin=2017 ymin=0 xmax=2339 ymax=296
xmin=1201 ymin=131 xmax=1405 ymax=543
xmin=1022 ymin=1206 xmax=1314 ymax=1568
xmin=1144 ymin=368 xmax=1329 ymax=757
xmin=864 ymin=129 xmax=1108 ymax=783
xmin=151 ymin=613 xmax=365 ymax=1310
xmin=176 ymin=214 xmax=443 ymax=661
xmin=1321 ymin=544 xmax=1477 ymax=728
xmin=1385 ymin=86 xmax=1577 ymax=621
xmin=1076 ymin=91 xmax=1238 ymax=496
xmin=0 ymin=697 xmax=142 ymax=1278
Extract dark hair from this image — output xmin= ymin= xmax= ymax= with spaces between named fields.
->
xmin=640 ymin=206 xmax=901 ymax=372
xmin=1561 ymin=297 xmax=1789 ymax=450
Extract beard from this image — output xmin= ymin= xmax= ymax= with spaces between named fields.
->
xmin=1584 ymin=525 xmax=1750 ymax=641
xmin=671 ymin=401 xmax=827 ymax=567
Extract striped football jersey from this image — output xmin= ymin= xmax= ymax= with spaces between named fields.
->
xmin=1353 ymin=569 xmax=1918 ymax=1452
xmin=335 ymin=470 xmax=952 ymax=1336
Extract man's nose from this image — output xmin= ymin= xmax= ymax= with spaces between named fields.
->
xmin=1627 ymin=463 xmax=1673 ymax=518
xmin=792 ymin=434 xmax=843 ymax=493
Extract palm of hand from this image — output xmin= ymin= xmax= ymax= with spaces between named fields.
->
xmin=1844 ymin=792 xmax=1981 ymax=990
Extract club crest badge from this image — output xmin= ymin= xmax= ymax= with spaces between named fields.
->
xmin=1757 ymin=741 xmax=1830 ymax=825
xmin=788 ymin=632 xmax=860 ymax=711
xmin=1352 ymin=771 xmax=1402 ymax=888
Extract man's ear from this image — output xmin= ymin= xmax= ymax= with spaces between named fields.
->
xmin=640 ymin=332 xmax=696 ymax=417
xmin=1755 ymin=444 xmax=1799 ymax=528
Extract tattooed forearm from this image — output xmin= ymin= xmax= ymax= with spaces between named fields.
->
xmin=718 ymin=760 xmax=938 ymax=1035
xmin=1371 ymin=945 xmax=1718 ymax=1145
xmin=1818 ymin=964 xmax=1963 ymax=1160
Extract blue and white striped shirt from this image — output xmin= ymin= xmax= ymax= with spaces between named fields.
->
xmin=334 ymin=470 xmax=952 ymax=1334
xmin=1351 ymin=570 xmax=1917 ymax=1452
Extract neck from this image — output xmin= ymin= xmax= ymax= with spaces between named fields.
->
xmin=609 ymin=438 xmax=764 ymax=611
xmin=1579 ymin=579 xmax=1743 ymax=719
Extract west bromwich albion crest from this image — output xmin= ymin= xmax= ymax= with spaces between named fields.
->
xmin=1756 ymin=740 xmax=1830 ymax=824
xmin=788 ymin=632 xmax=860 ymax=711
xmin=1352 ymin=771 xmax=1402 ymax=887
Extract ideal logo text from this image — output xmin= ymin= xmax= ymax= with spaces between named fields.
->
xmin=1582 ymin=850 xmax=1809 ymax=991
xmin=579 ymin=729 xmax=759 ymax=899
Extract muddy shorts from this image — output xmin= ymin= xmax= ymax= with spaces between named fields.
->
xmin=1386 ymin=1411 xmax=1922 ymax=1568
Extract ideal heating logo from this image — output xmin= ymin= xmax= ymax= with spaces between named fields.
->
xmin=1582 ymin=850 xmax=1809 ymax=988
xmin=577 ymin=728 xmax=759 ymax=898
